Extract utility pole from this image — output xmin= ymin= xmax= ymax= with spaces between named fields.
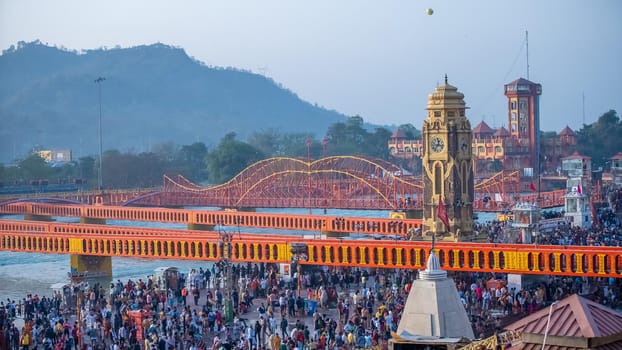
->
xmin=526 ymin=30 xmax=530 ymax=80
xmin=307 ymin=138 xmax=312 ymax=215
xmin=94 ymin=77 xmax=106 ymax=191
xmin=218 ymin=221 xmax=235 ymax=323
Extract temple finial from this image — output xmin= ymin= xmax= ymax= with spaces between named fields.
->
xmin=444 ymin=74 xmax=448 ymax=85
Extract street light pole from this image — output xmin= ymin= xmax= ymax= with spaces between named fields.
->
xmin=306 ymin=138 xmax=312 ymax=215
xmin=290 ymin=243 xmax=308 ymax=297
xmin=541 ymin=301 xmax=559 ymax=350
xmin=94 ymin=77 xmax=106 ymax=191
xmin=218 ymin=221 xmax=235 ymax=323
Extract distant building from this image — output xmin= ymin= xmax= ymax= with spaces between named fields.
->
xmin=562 ymin=152 xmax=592 ymax=190
xmin=610 ymin=152 xmax=622 ymax=186
xmin=388 ymin=129 xmax=424 ymax=158
xmin=36 ymin=149 xmax=72 ymax=163
xmin=388 ymin=78 xmax=577 ymax=176
xmin=503 ymin=78 xmax=542 ymax=172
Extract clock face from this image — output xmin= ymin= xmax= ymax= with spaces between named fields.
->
xmin=461 ymin=139 xmax=469 ymax=152
xmin=458 ymin=135 xmax=470 ymax=155
xmin=430 ymin=137 xmax=444 ymax=153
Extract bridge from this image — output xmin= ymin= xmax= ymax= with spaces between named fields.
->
xmin=0 ymin=202 xmax=422 ymax=237
xmin=1 ymin=218 xmax=621 ymax=278
xmin=2 ymin=155 xmax=613 ymax=278
xmin=0 ymin=156 xmax=567 ymax=211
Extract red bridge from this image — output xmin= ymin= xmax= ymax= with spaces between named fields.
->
xmin=0 ymin=156 xmax=567 ymax=211
xmin=0 ymin=154 xmax=616 ymax=278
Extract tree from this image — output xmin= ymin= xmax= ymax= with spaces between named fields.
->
xmin=326 ymin=116 xmax=368 ymax=155
xmin=18 ymin=154 xmax=51 ymax=180
xmin=175 ymin=142 xmax=208 ymax=181
xmin=325 ymin=115 xmax=392 ymax=158
xmin=367 ymin=127 xmax=392 ymax=160
xmin=248 ymin=129 xmax=282 ymax=156
xmin=78 ymin=156 xmax=96 ymax=184
xmin=576 ymin=110 xmax=622 ymax=168
xmin=397 ymin=124 xmax=422 ymax=139
xmin=206 ymin=132 xmax=266 ymax=184
xmin=152 ymin=142 xmax=177 ymax=162
xmin=281 ymin=133 xmax=316 ymax=158
xmin=101 ymin=150 xmax=165 ymax=188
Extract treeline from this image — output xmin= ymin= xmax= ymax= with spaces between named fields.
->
xmin=1 ymin=110 xmax=620 ymax=190
xmin=0 ymin=116 xmax=412 ymax=189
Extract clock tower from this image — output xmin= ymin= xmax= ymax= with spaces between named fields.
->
xmin=422 ymin=76 xmax=474 ymax=241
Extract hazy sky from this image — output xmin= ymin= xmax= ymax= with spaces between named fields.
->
xmin=1 ymin=0 xmax=621 ymax=132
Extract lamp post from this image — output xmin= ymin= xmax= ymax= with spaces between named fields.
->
xmin=290 ymin=243 xmax=308 ymax=297
xmin=218 ymin=221 xmax=235 ymax=323
xmin=321 ymin=137 xmax=327 ymax=158
xmin=541 ymin=301 xmax=559 ymax=350
xmin=94 ymin=77 xmax=106 ymax=191
xmin=306 ymin=137 xmax=312 ymax=215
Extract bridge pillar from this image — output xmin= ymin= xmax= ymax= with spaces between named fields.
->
xmin=24 ymin=213 xmax=54 ymax=221
xmin=188 ymin=223 xmax=215 ymax=231
xmin=70 ymin=254 xmax=112 ymax=279
xmin=404 ymin=210 xmax=423 ymax=219
xmin=80 ymin=217 xmax=106 ymax=225
xmin=236 ymin=207 xmax=256 ymax=212
xmin=322 ymin=230 xmax=349 ymax=238
xmin=390 ymin=210 xmax=422 ymax=219
xmin=72 ymin=216 xmax=112 ymax=278
xmin=24 ymin=203 xmax=54 ymax=221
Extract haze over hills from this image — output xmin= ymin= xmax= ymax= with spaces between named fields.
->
xmin=0 ymin=41 xmax=348 ymax=163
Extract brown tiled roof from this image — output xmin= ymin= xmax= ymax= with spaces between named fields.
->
xmin=562 ymin=151 xmax=591 ymax=161
xmin=610 ymin=152 xmax=622 ymax=161
xmin=559 ymin=126 xmax=575 ymax=136
xmin=473 ymin=121 xmax=494 ymax=135
xmin=505 ymin=294 xmax=622 ymax=349
xmin=391 ymin=129 xmax=407 ymax=139
xmin=494 ymin=126 xmax=510 ymax=137
xmin=517 ymin=342 xmax=622 ymax=350
xmin=506 ymin=77 xmax=539 ymax=87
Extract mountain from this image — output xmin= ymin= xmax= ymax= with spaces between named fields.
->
xmin=0 ymin=41 xmax=347 ymax=163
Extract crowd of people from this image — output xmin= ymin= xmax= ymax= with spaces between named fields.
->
xmin=476 ymin=188 xmax=622 ymax=248
xmin=4 ymin=260 xmax=622 ymax=350
xmin=2 ymin=188 xmax=621 ymax=350
xmin=0 ymin=263 xmax=413 ymax=350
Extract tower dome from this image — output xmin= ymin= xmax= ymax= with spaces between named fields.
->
xmin=426 ymin=75 xmax=467 ymax=111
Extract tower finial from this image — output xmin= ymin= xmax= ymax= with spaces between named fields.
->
xmin=444 ymin=74 xmax=448 ymax=85
xmin=431 ymin=230 xmax=436 ymax=252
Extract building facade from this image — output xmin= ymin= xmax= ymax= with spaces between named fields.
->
xmin=503 ymin=78 xmax=542 ymax=172
xmin=421 ymin=77 xmax=474 ymax=241
xmin=389 ymin=78 xmax=577 ymax=176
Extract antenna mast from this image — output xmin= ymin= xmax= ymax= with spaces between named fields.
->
xmin=582 ymin=92 xmax=586 ymax=125
xmin=526 ymin=30 xmax=530 ymax=80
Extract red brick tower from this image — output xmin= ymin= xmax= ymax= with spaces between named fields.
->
xmin=503 ymin=78 xmax=542 ymax=174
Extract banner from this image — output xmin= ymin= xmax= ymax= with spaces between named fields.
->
xmin=437 ymin=196 xmax=450 ymax=231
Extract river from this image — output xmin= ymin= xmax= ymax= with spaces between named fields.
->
xmin=0 ymin=208 xmax=500 ymax=301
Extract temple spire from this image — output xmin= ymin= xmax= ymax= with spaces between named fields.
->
xmin=444 ymin=74 xmax=448 ymax=85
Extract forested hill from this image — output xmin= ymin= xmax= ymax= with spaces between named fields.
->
xmin=0 ymin=41 xmax=347 ymax=163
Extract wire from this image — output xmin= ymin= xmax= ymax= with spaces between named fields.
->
xmin=472 ymin=36 xmax=527 ymax=118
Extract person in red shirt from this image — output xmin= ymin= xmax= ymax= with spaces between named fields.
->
xmin=295 ymin=328 xmax=305 ymax=350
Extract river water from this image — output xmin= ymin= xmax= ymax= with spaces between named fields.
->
xmin=0 ymin=208 xmax=499 ymax=302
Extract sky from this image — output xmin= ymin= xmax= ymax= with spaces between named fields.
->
xmin=1 ymin=0 xmax=621 ymax=133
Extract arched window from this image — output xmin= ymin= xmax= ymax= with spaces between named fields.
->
xmin=434 ymin=164 xmax=442 ymax=195
xmin=462 ymin=162 xmax=468 ymax=192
